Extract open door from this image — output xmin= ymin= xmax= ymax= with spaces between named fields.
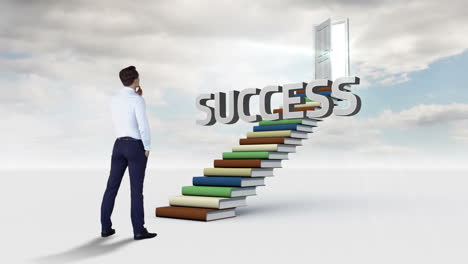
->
xmin=314 ymin=18 xmax=331 ymax=80
xmin=330 ymin=18 xmax=350 ymax=79
xmin=314 ymin=18 xmax=350 ymax=80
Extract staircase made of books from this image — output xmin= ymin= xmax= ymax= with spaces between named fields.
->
xmin=155 ymin=88 xmax=334 ymax=221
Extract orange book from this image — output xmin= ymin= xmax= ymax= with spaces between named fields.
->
xmin=273 ymin=106 xmax=315 ymax=114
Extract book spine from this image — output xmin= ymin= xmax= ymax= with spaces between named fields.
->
xmin=239 ymin=137 xmax=286 ymax=145
xmin=246 ymin=130 xmax=292 ymax=138
xmin=223 ymin=151 xmax=269 ymax=159
xmin=259 ymin=119 xmax=303 ymax=126
xmin=204 ymin=168 xmax=252 ymax=176
xmin=253 ymin=124 xmax=297 ymax=132
xmin=192 ymin=176 xmax=242 ymax=187
xmin=214 ymin=159 xmax=262 ymax=168
xmin=182 ymin=186 xmax=233 ymax=197
xmin=232 ymin=144 xmax=278 ymax=152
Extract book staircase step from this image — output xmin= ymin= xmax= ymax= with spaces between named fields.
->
xmin=295 ymin=87 xmax=331 ymax=94
xmin=192 ymin=176 xmax=265 ymax=187
xmin=232 ymin=144 xmax=296 ymax=153
xmin=279 ymin=101 xmax=321 ymax=108
xmin=214 ymin=159 xmax=282 ymax=168
xmin=155 ymin=92 xmax=337 ymax=221
xmin=253 ymin=124 xmax=314 ymax=133
xmin=182 ymin=186 xmax=256 ymax=197
xmin=258 ymin=118 xmax=320 ymax=127
xmin=203 ymin=168 xmax=274 ymax=177
xmin=239 ymin=137 xmax=302 ymax=145
xmin=156 ymin=206 xmax=236 ymax=221
xmin=169 ymin=195 xmax=247 ymax=209
xmin=294 ymin=91 xmax=331 ymax=97
xmin=247 ymin=130 xmax=308 ymax=139
xmin=223 ymin=151 xmax=289 ymax=160
xmin=273 ymin=106 xmax=316 ymax=113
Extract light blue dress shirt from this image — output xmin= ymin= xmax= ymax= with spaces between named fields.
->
xmin=110 ymin=87 xmax=151 ymax=150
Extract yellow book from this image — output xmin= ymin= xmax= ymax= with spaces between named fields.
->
xmin=279 ymin=101 xmax=321 ymax=109
xmin=169 ymin=195 xmax=247 ymax=209
xmin=232 ymin=144 xmax=296 ymax=153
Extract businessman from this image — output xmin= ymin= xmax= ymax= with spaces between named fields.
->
xmin=100 ymin=66 xmax=157 ymax=240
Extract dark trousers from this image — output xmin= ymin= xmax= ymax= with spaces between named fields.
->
xmin=100 ymin=138 xmax=148 ymax=234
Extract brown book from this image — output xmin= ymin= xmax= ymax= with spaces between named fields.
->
xmin=214 ymin=159 xmax=281 ymax=168
xmin=215 ymin=159 xmax=263 ymax=168
xmin=240 ymin=137 xmax=287 ymax=145
xmin=240 ymin=137 xmax=302 ymax=146
xmin=295 ymin=87 xmax=331 ymax=94
xmin=156 ymin=206 xmax=236 ymax=221
xmin=273 ymin=106 xmax=315 ymax=113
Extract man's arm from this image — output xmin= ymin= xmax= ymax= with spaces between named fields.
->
xmin=135 ymin=96 xmax=151 ymax=153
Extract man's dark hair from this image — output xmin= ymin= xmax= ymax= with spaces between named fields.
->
xmin=119 ymin=66 xmax=139 ymax=86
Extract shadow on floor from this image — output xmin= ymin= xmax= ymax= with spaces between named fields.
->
xmin=33 ymin=236 xmax=134 ymax=263
xmin=236 ymin=195 xmax=372 ymax=217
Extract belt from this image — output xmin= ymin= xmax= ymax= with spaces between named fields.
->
xmin=117 ymin=136 xmax=140 ymax=141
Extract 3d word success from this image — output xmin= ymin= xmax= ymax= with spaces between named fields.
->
xmin=196 ymin=76 xmax=361 ymax=126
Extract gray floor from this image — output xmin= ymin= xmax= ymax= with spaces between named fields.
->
xmin=1 ymin=168 xmax=467 ymax=264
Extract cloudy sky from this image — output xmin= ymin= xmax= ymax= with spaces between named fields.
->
xmin=1 ymin=0 xmax=467 ymax=169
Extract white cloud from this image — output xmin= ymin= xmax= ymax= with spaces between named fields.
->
xmin=1 ymin=0 xmax=467 ymax=168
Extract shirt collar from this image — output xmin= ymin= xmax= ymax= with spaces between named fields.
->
xmin=121 ymin=87 xmax=136 ymax=94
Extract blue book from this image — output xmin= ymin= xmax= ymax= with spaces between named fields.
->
xmin=253 ymin=123 xmax=299 ymax=132
xmin=293 ymin=91 xmax=332 ymax=97
xmin=192 ymin=176 xmax=265 ymax=187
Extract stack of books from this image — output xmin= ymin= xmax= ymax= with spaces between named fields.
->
xmin=155 ymin=88 xmax=335 ymax=221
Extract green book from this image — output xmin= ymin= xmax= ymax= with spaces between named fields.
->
xmin=182 ymin=186 xmax=256 ymax=197
xmin=305 ymin=97 xmax=313 ymax=102
xmin=223 ymin=151 xmax=289 ymax=160
xmin=259 ymin=119 xmax=304 ymax=126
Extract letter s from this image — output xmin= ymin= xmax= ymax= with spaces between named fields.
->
xmin=305 ymin=79 xmax=334 ymax=119
xmin=332 ymin=76 xmax=361 ymax=116
xmin=196 ymin=93 xmax=216 ymax=126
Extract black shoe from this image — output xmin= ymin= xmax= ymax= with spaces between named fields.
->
xmin=134 ymin=228 xmax=157 ymax=240
xmin=101 ymin=228 xmax=116 ymax=237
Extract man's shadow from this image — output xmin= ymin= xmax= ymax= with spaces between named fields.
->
xmin=34 ymin=237 xmax=134 ymax=263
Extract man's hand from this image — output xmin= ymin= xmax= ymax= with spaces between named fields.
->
xmin=145 ymin=150 xmax=150 ymax=158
